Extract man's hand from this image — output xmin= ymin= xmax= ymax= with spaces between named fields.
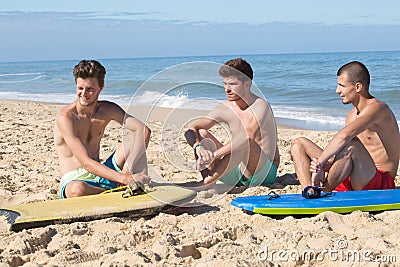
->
xmin=195 ymin=145 xmax=216 ymax=171
xmin=310 ymin=157 xmax=325 ymax=187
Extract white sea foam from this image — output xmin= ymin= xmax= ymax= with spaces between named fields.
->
xmin=0 ymin=73 xmax=44 ymax=84
xmin=126 ymin=90 xmax=219 ymax=110
xmin=272 ymin=105 xmax=346 ymax=129
xmin=0 ymin=91 xmax=75 ymax=104
xmin=0 ymin=72 xmax=42 ymax=77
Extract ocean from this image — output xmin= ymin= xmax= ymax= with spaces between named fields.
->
xmin=0 ymin=51 xmax=399 ymax=131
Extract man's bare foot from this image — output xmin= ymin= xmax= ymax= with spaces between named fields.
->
xmin=132 ymin=173 xmax=151 ymax=184
xmin=177 ymin=180 xmax=215 ymax=192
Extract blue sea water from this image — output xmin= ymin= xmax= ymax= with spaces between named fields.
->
xmin=0 ymin=51 xmax=399 ymax=131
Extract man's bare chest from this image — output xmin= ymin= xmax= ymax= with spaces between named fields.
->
xmin=75 ymin=119 xmax=107 ymax=145
xmin=358 ymin=128 xmax=381 ymax=148
xmin=226 ymin=109 xmax=257 ymax=134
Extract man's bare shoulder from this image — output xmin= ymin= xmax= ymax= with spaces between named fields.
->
xmin=250 ymin=97 xmax=274 ymax=118
xmin=98 ymin=101 xmax=127 ymax=123
xmin=346 ymin=107 xmax=358 ymax=118
xmin=97 ymin=100 xmax=119 ymax=108
xmin=207 ymin=101 xmax=232 ymax=116
xmin=56 ymin=102 xmax=77 ymax=121
xmin=373 ymin=100 xmax=398 ymax=125
xmin=370 ymin=98 xmax=388 ymax=109
xmin=362 ymin=99 xmax=392 ymax=118
xmin=252 ymin=97 xmax=270 ymax=108
xmin=199 ymin=102 xmax=243 ymax=127
xmin=96 ymin=100 xmax=124 ymax=114
xmin=347 ymin=99 xmax=395 ymax=129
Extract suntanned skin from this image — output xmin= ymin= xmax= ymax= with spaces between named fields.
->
xmin=184 ymin=76 xmax=280 ymax=190
xmin=54 ymin=77 xmax=151 ymax=197
xmin=290 ymin=72 xmax=400 ymax=191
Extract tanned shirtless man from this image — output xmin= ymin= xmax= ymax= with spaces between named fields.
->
xmin=291 ymin=61 xmax=399 ymax=192
xmin=184 ymin=58 xmax=280 ymax=190
xmin=54 ymin=60 xmax=151 ymax=198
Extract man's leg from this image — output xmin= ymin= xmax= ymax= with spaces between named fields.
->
xmin=202 ymin=153 xmax=242 ymax=184
xmin=324 ymin=138 xmax=376 ymax=191
xmin=114 ymin=127 xmax=150 ymax=177
xmin=204 ymin=138 xmax=263 ymax=185
xmin=237 ymin=139 xmax=281 ymax=187
xmin=65 ymin=181 xmax=104 ymax=198
xmin=187 ymin=129 xmax=271 ymax=188
xmin=290 ymin=137 xmax=323 ymax=188
xmin=184 ymin=128 xmax=241 ymax=190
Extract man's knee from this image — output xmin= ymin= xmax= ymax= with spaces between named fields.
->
xmin=141 ymin=126 xmax=151 ymax=148
xmin=144 ymin=126 xmax=151 ymax=143
xmin=290 ymin=137 xmax=308 ymax=154
xmin=347 ymin=137 xmax=362 ymax=147
xmin=342 ymin=137 xmax=363 ymax=152
xmin=339 ymin=137 xmax=363 ymax=156
xmin=65 ymin=181 xmax=88 ymax=197
xmin=198 ymin=129 xmax=210 ymax=139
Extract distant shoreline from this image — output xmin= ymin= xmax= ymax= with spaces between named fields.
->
xmin=0 ymin=98 xmax=336 ymax=132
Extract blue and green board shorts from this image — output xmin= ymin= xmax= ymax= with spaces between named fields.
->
xmin=219 ymin=157 xmax=277 ymax=187
xmin=59 ymin=152 xmax=122 ymax=199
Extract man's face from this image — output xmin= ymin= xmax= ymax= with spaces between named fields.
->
xmin=336 ymin=73 xmax=358 ymax=105
xmin=76 ymin=77 xmax=102 ymax=107
xmin=222 ymin=76 xmax=248 ymax=101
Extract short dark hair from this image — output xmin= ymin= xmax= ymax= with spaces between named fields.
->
xmin=218 ymin=58 xmax=253 ymax=82
xmin=337 ymin=61 xmax=370 ymax=89
xmin=73 ymin=60 xmax=106 ymax=88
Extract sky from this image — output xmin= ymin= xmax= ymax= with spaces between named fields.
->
xmin=1 ymin=0 xmax=400 ymax=61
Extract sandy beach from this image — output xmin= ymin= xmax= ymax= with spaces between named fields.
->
xmin=0 ymin=99 xmax=399 ymax=266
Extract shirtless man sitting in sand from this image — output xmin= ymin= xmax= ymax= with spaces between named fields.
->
xmin=290 ymin=61 xmax=400 ymax=192
xmin=184 ymin=58 xmax=280 ymax=190
xmin=54 ymin=60 xmax=151 ymax=198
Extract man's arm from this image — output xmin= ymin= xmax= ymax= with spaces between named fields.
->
xmin=184 ymin=107 xmax=222 ymax=171
xmin=314 ymin=102 xmax=386 ymax=170
xmin=184 ymin=117 xmax=217 ymax=147
xmin=185 ymin=104 xmax=226 ymax=146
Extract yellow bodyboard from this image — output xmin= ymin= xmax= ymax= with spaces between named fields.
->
xmin=0 ymin=186 xmax=196 ymax=231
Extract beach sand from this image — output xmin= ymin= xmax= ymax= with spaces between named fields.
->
xmin=0 ymin=99 xmax=399 ymax=266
